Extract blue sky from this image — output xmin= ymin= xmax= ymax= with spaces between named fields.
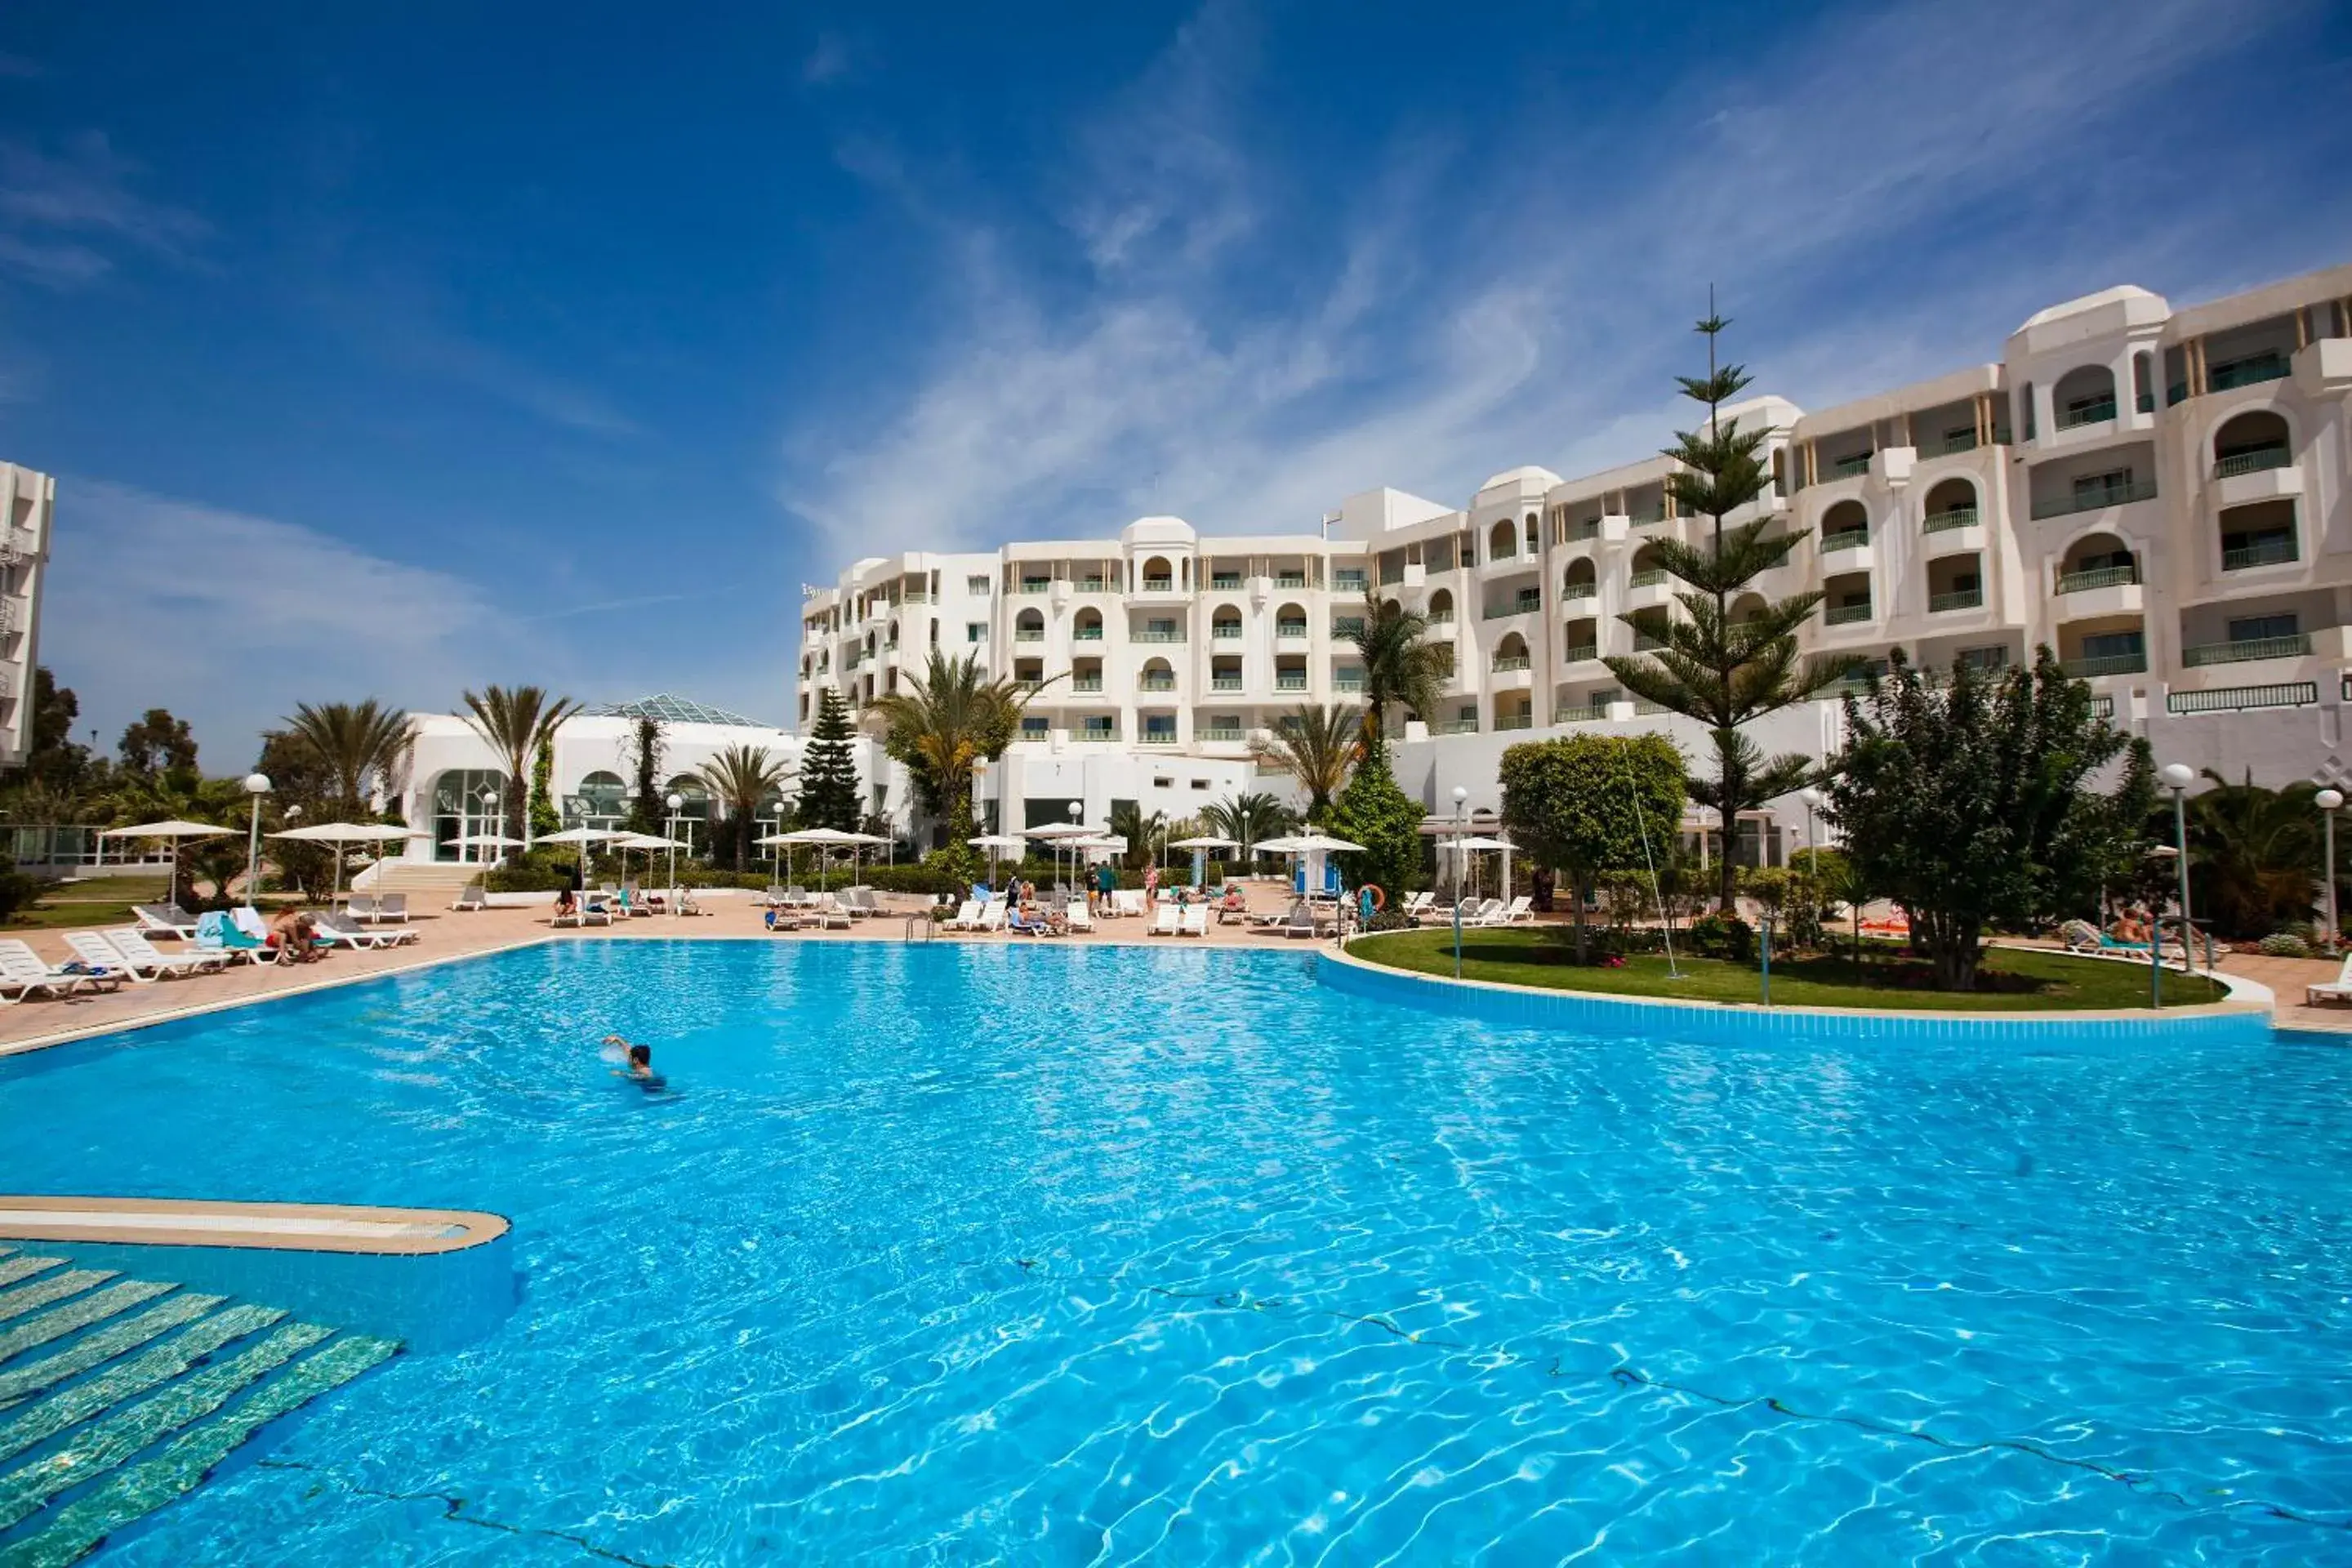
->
xmin=0 ymin=0 xmax=2345 ymax=762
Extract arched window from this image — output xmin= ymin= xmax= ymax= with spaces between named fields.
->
xmin=1142 ymin=556 xmax=1174 ymax=590
xmin=1629 ymin=546 xmax=1665 ymax=586
xmin=430 ymin=768 xmax=511 ymax=863
xmin=1561 ymin=559 xmax=1597 ymax=599
xmin=1730 ymin=592 xmax=1769 ymax=626
xmin=2057 ymin=532 xmax=2137 ymax=588
xmin=1015 ymin=608 xmax=1045 ymax=641
xmin=1074 ymin=608 xmax=1104 ymax=642
xmin=2132 ymin=351 xmax=2154 ymax=413
xmin=664 ymin=775 xmax=710 ymax=821
xmin=1275 ymin=602 xmax=1308 ymax=637
xmin=1523 ymin=512 xmax=1539 ymax=556
xmin=2052 ymin=363 xmax=2118 ymax=430
xmin=1139 ymin=657 xmax=1175 ymax=692
xmin=1922 ymin=478 xmax=1977 ymax=528
xmin=1211 ymin=607 xmax=1243 ymax=641
xmin=1428 ymin=588 xmax=1454 ymax=624
xmin=2212 ymin=410 xmax=2291 ymax=478
xmin=1821 ymin=499 xmax=1869 ymax=550
xmin=1491 ymin=631 xmax=1530 ymax=670
xmin=567 ymin=770 xmax=627 ymax=828
xmin=1488 ymin=519 xmax=1518 ymax=559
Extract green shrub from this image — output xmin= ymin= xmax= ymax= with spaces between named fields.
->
xmin=1688 ymin=912 xmax=1754 ymax=962
xmin=2258 ymin=930 xmax=2313 ymax=958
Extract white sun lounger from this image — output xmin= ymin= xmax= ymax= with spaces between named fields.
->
xmin=344 ymin=894 xmax=380 ymax=922
xmin=76 ymin=929 xmax=218 ymax=982
xmin=451 ymin=883 xmax=488 ymax=911
xmin=1111 ymin=889 xmax=1146 ymax=919
xmin=1147 ymin=903 xmax=1179 ymax=937
xmin=1178 ymin=904 xmax=1209 ymax=938
xmin=1066 ymin=898 xmax=1094 ymax=933
xmin=131 ymin=903 xmax=201 ymax=940
xmin=316 ymin=911 xmax=418 ymax=948
xmin=975 ymin=898 xmax=1008 ymax=933
xmin=943 ymin=899 xmax=982 ymax=931
xmin=0 ymin=938 xmax=118 ymax=1000
xmin=2308 ymin=953 xmax=2352 ymax=1005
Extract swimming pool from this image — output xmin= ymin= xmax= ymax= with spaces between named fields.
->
xmin=4 ymin=938 xmax=2349 ymax=1562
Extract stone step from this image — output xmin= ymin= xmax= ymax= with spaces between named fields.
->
xmin=0 ymin=1303 xmax=284 ymax=1465
xmin=0 ymin=1320 xmax=330 ymax=1532
xmin=0 ymin=1272 xmax=114 ymax=1326
xmin=0 ymin=1294 xmax=223 ymax=1410
xmin=0 ymin=1282 xmax=177 ymax=1368
xmin=0 ymin=1258 xmax=64 ymax=1291
xmin=2 ymin=1334 xmax=398 ymax=1568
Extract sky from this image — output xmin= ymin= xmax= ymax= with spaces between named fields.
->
xmin=0 ymin=0 xmax=2345 ymax=766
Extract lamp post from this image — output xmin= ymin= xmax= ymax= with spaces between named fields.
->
xmin=1067 ymin=799 xmax=1081 ymax=894
xmin=242 ymin=773 xmax=272 ymax=906
xmin=666 ymin=792 xmax=683 ymax=909
xmin=1799 ymin=786 xmax=1824 ymax=875
xmin=2159 ymin=763 xmax=2196 ymax=973
xmin=1451 ymin=785 xmax=1469 ymax=979
xmin=2319 ymin=787 xmax=2344 ymax=956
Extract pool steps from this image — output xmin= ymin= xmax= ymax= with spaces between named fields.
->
xmin=0 ymin=1244 xmax=398 ymax=1566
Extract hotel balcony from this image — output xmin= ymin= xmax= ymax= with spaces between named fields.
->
xmin=1817 ymin=527 xmax=1873 ymax=572
xmin=1209 ymin=675 xmax=1243 ymax=693
xmin=2052 ymin=564 xmax=2142 ymax=618
xmin=1823 ymin=601 xmax=1874 ymax=627
xmin=2181 ymin=632 xmax=2312 ymax=668
xmin=2060 ymin=651 xmax=2148 ymax=679
xmin=1196 ymin=724 xmax=1245 ymax=743
xmin=2030 ymin=478 xmax=2158 ymax=522
xmin=1927 ymin=586 xmax=1984 ymax=614
xmin=1624 ymin=568 xmax=1673 ymax=612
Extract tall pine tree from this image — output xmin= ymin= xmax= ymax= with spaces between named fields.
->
xmin=795 ymin=688 xmax=862 ymax=833
xmin=1603 ymin=301 xmax=1860 ymax=911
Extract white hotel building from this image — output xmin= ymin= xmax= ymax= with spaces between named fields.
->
xmin=0 ymin=463 xmax=55 ymax=769
xmin=797 ymin=262 xmax=2352 ymax=861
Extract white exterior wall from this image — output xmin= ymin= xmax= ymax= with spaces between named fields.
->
xmin=394 ymin=713 xmax=811 ymax=863
xmin=793 ymin=261 xmax=2352 ymax=851
xmin=0 ymin=464 xmax=55 ymax=769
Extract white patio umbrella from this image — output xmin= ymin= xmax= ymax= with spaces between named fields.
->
xmin=102 ymin=819 xmax=231 ymax=905
xmin=772 ymin=826 xmax=866 ymax=891
xmin=610 ymin=831 xmax=687 ymax=898
xmin=1169 ymin=834 xmax=1236 ymax=889
xmin=1023 ymin=821 xmax=1095 ymax=893
xmin=967 ymin=833 xmax=1027 ymax=886
xmin=537 ymin=826 xmax=624 ymax=886
xmin=1255 ymin=831 xmax=1365 ymax=899
xmin=271 ymin=822 xmax=430 ymax=902
xmin=1446 ymin=835 xmax=1516 ymax=904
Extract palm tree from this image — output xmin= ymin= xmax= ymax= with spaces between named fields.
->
xmin=282 ymin=699 xmax=411 ymax=817
xmin=1250 ymin=704 xmax=1361 ymax=819
xmin=1108 ymin=800 xmax=1167 ymax=872
xmin=1201 ymin=791 xmax=1295 ymax=866
xmin=1349 ymin=593 xmax=1447 ymax=747
xmin=2180 ymin=768 xmax=2321 ymax=938
xmin=697 ymin=745 xmax=795 ymax=871
xmin=867 ymin=652 xmax=1039 ymax=844
xmin=460 ymin=685 xmax=582 ymax=851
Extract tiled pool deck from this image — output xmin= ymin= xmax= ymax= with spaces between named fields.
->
xmin=0 ymin=891 xmax=2343 ymax=1057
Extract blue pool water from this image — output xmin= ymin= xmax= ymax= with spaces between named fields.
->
xmin=4 ymin=940 xmax=2350 ymax=1563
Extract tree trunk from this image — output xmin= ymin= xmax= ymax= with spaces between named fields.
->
xmin=1572 ymin=878 xmax=1589 ymax=963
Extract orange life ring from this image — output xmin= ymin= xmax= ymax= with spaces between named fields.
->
xmin=1362 ymin=884 xmax=1386 ymax=911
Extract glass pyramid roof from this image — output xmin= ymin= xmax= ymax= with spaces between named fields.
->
xmin=586 ymin=693 xmax=770 ymax=728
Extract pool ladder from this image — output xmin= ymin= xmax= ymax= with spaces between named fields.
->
xmin=902 ymin=912 xmax=933 ymax=943
xmin=0 ymin=1244 xmax=399 ymax=1565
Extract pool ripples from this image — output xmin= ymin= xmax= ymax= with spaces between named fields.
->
xmin=4 ymin=940 xmax=2350 ymax=1562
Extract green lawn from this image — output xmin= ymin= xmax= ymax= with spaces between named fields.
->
xmin=1348 ymin=928 xmax=2228 ymax=1011
xmin=35 ymin=875 xmax=169 ymax=902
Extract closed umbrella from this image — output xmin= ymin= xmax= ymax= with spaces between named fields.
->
xmin=1254 ymin=831 xmax=1365 ymax=899
xmin=102 ymin=819 xmax=231 ymax=906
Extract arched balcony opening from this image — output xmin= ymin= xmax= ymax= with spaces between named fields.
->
xmin=1561 ymin=560 xmax=1597 ymax=601
xmin=1274 ymin=603 xmax=1309 ymax=639
xmin=1210 ymin=607 xmax=1243 ymax=643
xmin=1487 ymin=519 xmax=1518 ymax=560
xmin=2212 ymin=410 xmax=2292 ymax=479
xmin=1138 ymin=657 xmax=1175 ymax=693
xmin=1073 ymin=608 xmax=1105 ymax=643
xmin=2052 ymin=363 xmax=2118 ymax=430
xmin=1820 ymin=498 xmax=1869 ymax=554
xmin=2056 ymin=532 xmax=2138 ymax=593
xmin=1013 ymin=608 xmax=1045 ymax=643
xmin=1141 ymin=556 xmax=1174 ymax=592
xmin=1922 ymin=478 xmax=1977 ymax=531
xmin=1427 ymin=588 xmax=1455 ymax=625
xmin=1491 ymin=631 xmax=1530 ymax=672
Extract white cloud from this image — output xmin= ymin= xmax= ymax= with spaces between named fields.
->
xmin=0 ymin=131 xmax=207 ymax=287
xmin=40 ymin=481 xmax=541 ymax=762
xmin=782 ymin=0 xmax=2327 ymax=558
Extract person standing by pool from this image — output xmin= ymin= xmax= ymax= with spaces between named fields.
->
xmin=1143 ymin=862 xmax=1160 ymax=905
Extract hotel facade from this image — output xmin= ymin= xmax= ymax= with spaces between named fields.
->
xmin=0 ymin=463 xmax=55 ymax=771
xmin=795 ymin=263 xmax=2352 ymax=861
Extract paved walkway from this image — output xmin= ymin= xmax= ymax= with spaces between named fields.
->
xmin=6 ymin=897 xmax=2345 ymax=1058
xmin=0 ymin=887 xmax=1321 ymax=1056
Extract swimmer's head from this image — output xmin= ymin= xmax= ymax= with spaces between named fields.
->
xmin=629 ymin=1044 xmax=651 ymax=1067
